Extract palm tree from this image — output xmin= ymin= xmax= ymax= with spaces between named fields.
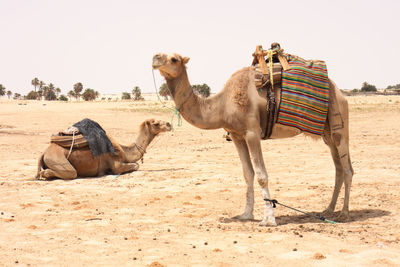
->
xmin=132 ymin=86 xmax=143 ymax=100
xmin=31 ymin=78 xmax=39 ymax=92
xmin=55 ymin=87 xmax=61 ymax=97
xmin=68 ymin=90 xmax=75 ymax=100
xmin=38 ymin=81 xmax=45 ymax=100
xmin=73 ymin=82 xmax=83 ymax=101
xmin=159 ymin=83 xmax=170 ymax=100
xmin=48 ymin=83 xmax=55 ymax=94
xmin=39 ymin=81 xmax=45 ymax=91
xmin=6 ymin=90 xmax=12 ymax=99
xmin=14 ymin=93 xmax=21 ymax=100
xmin=0 ymin=84 xmax=5 ymax=96
xmin=82 ymin=88 xmax=97 ymax=101
xmin=43 ymin=83 xmax=56 ymax=100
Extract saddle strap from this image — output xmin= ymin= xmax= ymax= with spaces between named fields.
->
xmin=263 ymin=91 xmax=277 ymax=139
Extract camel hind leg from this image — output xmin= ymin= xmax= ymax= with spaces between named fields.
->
xmin=39 ymin=145 xmax=77 ymax=180
xmin=323 ymin=80 xmax=354 ymax=221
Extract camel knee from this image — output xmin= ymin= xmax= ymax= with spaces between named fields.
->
xmin=59 ymin=169 xmax=77 ymax=180
xmin=332 ymin=132 xmax=341 ymax=146
xmin=257 ymin=177 xmax=268 ymax=188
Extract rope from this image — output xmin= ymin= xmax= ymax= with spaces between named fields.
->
xmin=264 ymin=198 xmax=337 ymax=224
xmin=151 ymin=69 xmax=193 ymax=130
xmin=151 ymin=69 xmax=175 ymax=112
xmin=266 ymin=50 xmax=274 ymax=89
xmin=66 ymin=131 xmax=75 ymax=160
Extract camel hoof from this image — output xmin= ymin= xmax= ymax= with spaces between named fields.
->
xmin=336 ymin=211 xmax=349 ymax=222
xmin=321 ymin=208 xmax=334 ymax=217
xmin=259 ymin=217 xmax=277 ymax=227
xmin=133 ymin=163 xmax=140 ymax=171
xmin=37 ymin=171 xmax=47 ymax=180
xmin=233 ymin=213 xmax=254 ymax=221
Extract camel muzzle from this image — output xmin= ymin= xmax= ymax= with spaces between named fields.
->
xmin=152 ymin=53 xmax=166 ymax=69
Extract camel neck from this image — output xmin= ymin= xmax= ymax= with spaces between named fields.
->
xmin=166 ymin=68 xmax=223 ymax=129
xmin=122 ymin=125 xmax=156 ymax=162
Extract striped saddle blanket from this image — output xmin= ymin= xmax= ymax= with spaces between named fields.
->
xmin=277 ymin=54 xmax=330 ymax=135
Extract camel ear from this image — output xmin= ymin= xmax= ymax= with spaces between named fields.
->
xmin=145 ymin=119 xmax=154 ymax=127
xmin=183 ymin=57 xmax=190 ymax=64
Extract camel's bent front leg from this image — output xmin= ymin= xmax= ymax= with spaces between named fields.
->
xmin=245 ymin=130 xmax=276 ymax=226
xmin=230 ymin=133 xmax=255 ymax=220
xmin=112 ymin=162 xmax=139 ymax=175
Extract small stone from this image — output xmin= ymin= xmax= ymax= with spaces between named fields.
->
xmin=133 ymin=257 xmax=137 ymax=260
xmin=138 ymin=249 xmax=142 ymax=251
xmin=124 ymin=237 xmax=128 ymax=240
xmin=167 ymin=229 xmax=170 ymax=232
xmin=313 ymin=253 xmax=326 ymax=260
xmin=153 ymin=238 xmax=157 ymax=240
xmin=204 ymin=242 xmax=208 ymax=245
xmin=233 ymin=241 xmax=237 ymax=244
xmin=192 ymin=245 xmax=196 ymax=248
xmin=293 ymin=248 xmax=297 ymax=251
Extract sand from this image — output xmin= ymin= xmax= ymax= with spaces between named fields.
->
xmin=0 ymin=95 xmax=399 ymax=266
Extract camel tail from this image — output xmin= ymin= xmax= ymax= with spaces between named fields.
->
xmin=35 ymin=153 xmax=45 ymax=179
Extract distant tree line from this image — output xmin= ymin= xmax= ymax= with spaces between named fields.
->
xmin=121 ymin=86 xmax=144 ymax=100
xmin=26 ymin=78 xmax=99 ymax=101
xmin=386 ymin=83 xmax=400 ymax=90
xmin=0 ymin=84 xmax=14 ymax=99
xmin=157 ymin=83 xmax=211 ymax=100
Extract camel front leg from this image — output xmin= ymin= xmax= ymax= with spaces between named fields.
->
xmin=112 ymin=162 xmax=139 ymax=175
xmin=230 ymin=133 xmax=255 ymax=220
xmin=245 ymin=130 xmax=276 ymax=226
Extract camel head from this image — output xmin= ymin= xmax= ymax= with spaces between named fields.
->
xmin=141 ymin=119 xmax=172 ymax=135
xmin=152 ymin=53 xmax=190 ymax=79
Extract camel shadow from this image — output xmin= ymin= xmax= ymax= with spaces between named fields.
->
xmin=138 ymin=168 xmax=186 ymax=172
xmin=220 ymin=209 xmax=390 ymax=225
xmin=275 ymin=209 xmax=391 ymax=225
xmin=33 ymin=167 xmax=187 ymax=181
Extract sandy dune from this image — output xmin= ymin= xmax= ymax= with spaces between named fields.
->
xmin=0 ymin=96 xmax=399 ymax=266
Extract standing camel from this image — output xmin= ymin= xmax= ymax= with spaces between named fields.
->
xmin=36 ymin=119 xmax=171 ymax=180
xmin=152 ymin=52 xmax=353 ymax=226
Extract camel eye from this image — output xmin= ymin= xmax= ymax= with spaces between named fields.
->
xmin=171 ymin=57 xmax=178 ymax=63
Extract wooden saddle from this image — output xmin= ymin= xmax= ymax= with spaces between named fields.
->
xmin=50 ymin=126 xmax=89 ymax=149
xmin=251 ymin=43 xmax=291 ymax=139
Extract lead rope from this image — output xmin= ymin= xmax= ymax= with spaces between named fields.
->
xmin=264 ymin=198 xmax=337 ymax=224
xmin=152 ymin=69 xmax=193 ymax=130
xmin=152 ymin=69 xmax=181 ymax=129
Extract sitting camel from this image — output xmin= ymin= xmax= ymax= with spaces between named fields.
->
xmin=36 ymin=119 xmax=171 ymax=180
xmin=152 ymin=52 xmax=353 ymax=226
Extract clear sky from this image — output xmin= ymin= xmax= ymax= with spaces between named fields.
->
xmin=1 ymin=0 xmax=399 ymax=95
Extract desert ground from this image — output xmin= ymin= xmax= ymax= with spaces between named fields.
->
xmin=0 ymin=95 xmax=399 ymax=266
